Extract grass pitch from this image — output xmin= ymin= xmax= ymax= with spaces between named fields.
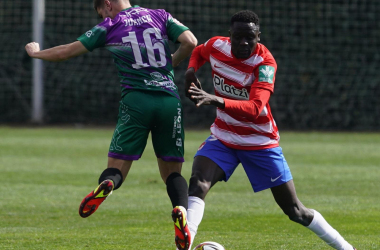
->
xmin=0 ymin=127 xmax=379 ymax=249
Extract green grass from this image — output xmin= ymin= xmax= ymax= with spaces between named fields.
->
xmin=0 ymin=127 xmax=379 ymax=249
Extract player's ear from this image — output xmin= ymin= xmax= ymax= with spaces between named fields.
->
xmin=105 ymin=0 xmax=112 ymax=10
xmin=257 ymin=32 xmax=261 ymax=42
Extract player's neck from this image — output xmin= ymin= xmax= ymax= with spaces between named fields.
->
xmin=118 ymin=1 xmax=132 ymax=11
xmin=113 ymin=1 xmax=132 ymax=15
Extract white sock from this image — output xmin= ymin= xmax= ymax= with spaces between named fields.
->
xmin=307 ymin=210 xmax=353 ymax=250
xmin=187 ymin=196 xmax=205 ymax=249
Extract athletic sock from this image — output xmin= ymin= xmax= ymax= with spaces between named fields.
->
xmin=166 ymin=172 xmax=188 ymax=209
xmin=306 ymin=209 xmax=354 ymax=250
xmin=98 ymin=168 xmax=123 ymax=190
xmin=187 ymin=196 xmax=205 ymax=249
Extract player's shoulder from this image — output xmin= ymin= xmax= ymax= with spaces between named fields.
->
xmin=95 ymin=17 xmax=116 ymax=32
xmin=104 ymin=6 xmax=167 ymax=30
xmin=204 ymin=36 xmax=228 ymax=45
xmin=123 ymin=6 xmax=152 ymax=14
xmin=144 ymin=8 xmax=166 ymax=16
xmin=118 ymin=6 xmax=162 ymax=20
xmin=256 ymin=43 xmax=277 ymax=67
xmin=203 ymin=36 xmax=229 ymax=51
xmin=136 ymin=7 xmax=172 ymax=21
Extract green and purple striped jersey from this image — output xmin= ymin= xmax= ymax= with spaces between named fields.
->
xmin=77 ymin=5 xmax=189 ymax=99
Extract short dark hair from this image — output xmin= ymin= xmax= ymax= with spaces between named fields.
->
xmin=230 ymin=10 xmax=259 ymax=27
xmin=93 ymin=0 xmax=105 ymax=10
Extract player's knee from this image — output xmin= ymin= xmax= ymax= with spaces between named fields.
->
xmin=188 ymin=174 xmax=211 ymax=199
xmin=283 ymin=205 xmax=311 ymax=226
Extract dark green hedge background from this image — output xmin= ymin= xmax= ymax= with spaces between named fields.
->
xmin=1 ymin=0 xmax=379 ymax=130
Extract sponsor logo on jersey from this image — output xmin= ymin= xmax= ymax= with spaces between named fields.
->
xmin=85 ymin=30 xmax=93 ymax=38
xmin=124 ymin=15 xmax=153 ymax=26
xmin=144 ymin=79 xmax=176 ymax=90
xmin=258 ymin=65 xmax=275 ymax=83
xmin=213 ymin=74 xmax=249 ymax=100
xmin=150 ymin=72 xmax=164 ymax=81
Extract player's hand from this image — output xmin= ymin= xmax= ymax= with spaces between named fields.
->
xmin=185 ymin=68 xmax=202 ymax=104
xmin=188 ymin=83 xmax=225 ymax=108
xmin=25 ymin=42 xmax=40 ymax=58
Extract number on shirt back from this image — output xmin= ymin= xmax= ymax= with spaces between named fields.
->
xmin=122 ymin=28 xmax=167 ymax=69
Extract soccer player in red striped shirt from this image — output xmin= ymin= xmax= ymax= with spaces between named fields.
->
xmin=184 ymin=10 xmax=356 ymax=250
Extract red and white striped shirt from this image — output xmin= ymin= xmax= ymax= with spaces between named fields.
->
xmin=188 ymin=36 xmax=280 ymax=150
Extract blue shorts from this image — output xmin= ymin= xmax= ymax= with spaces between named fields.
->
xmin=195 ymin=135 xmax=293 ymax=192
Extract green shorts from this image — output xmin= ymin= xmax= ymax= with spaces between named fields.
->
xmin=108 ymin=90 xmax=184 ymax=162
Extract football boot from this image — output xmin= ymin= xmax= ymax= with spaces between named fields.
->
xmin=79 ymin=180 xmax=114 ymax=218
xmin=172 ymin=206 xmax=191 ymax=250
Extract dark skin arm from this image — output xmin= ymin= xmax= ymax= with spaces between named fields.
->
xmin=184 ymin=67 xmax=203 ymax=104
xmin=188 ymin=82 xmax=225 ymax=108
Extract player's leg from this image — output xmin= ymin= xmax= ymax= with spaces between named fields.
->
xmin=79 ymin=158 xmax=133 ymax=218
xmin=271 ymin=180 xmax=355 ymax=250
xmin=158 ymin=159 xmax=191 ymax=250
xmin=79 ymin=90 xmax=151 ymax=218
xmin=239 ymin=146 xmax=355 ymax=249
xmin=271 ymin=180 xmax=313 ymax=225
xmin=186 ymin=136 xmax=239 ymax=249
xmin=150 ymin=92 xmax=188 ymax=209
xmin=158 ymin=159 xmax=188 ymax=209
xmin=186 ymin=155 xmax=225 ymax=249
xmin=151 ymin=93 xmax=190 ymax=250
xmin=188 ymin=156 xmax=226 ymax=200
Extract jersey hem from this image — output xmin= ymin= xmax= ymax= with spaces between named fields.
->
xmin=217 ymin=138 xmax=279 ymax=150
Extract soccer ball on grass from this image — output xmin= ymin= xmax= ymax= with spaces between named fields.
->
xmin=192 ymin=241 xmax=226 ymax=250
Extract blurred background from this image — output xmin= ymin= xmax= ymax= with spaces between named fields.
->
xmin=0 ymin=0 xmax=379 ymax=130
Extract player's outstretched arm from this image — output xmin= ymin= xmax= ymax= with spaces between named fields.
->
xmin=172 ymin=30 xmax=197 ymax=67
xmin=25 ymin=41 xmax=89 ymax=62
xmin=188 ymin=83 xmax=224 ymax=108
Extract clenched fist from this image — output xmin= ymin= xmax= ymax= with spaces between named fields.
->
xmin=25 ymin=42 xmax=40 ymax=58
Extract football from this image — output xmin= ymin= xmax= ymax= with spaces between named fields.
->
xmin=192 ymin=241 xmax=226 ymax=250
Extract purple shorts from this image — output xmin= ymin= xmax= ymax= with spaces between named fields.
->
xmin=195 ymin=135 xmax=293 ymax=192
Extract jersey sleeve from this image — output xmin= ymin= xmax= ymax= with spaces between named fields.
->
xmin=187 ymin=37 xmax=215 ymax=71
xmin=252 ymin=56 xmax=277 ymax=93
xmin=165 ymin=12 xmax=189 ymax=43
xmin=77 ymin=25 xmax=107 ymax=52
xmin=223 ymin=87 xmax=271 ymax=121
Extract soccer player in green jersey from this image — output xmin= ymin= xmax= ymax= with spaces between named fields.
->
xmin=25 ymin=1 xmax=196 ymax=249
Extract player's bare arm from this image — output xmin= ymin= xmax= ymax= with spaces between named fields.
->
xmin=25 ymin=41 xmax=89 ymax=62
xmin=188 ymin=83 xmax=224 ymax=108
xmin=172 ymin=30 xmax=197 ymax=67
xmin=185 ymin=67 xmax=202 ymax=103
